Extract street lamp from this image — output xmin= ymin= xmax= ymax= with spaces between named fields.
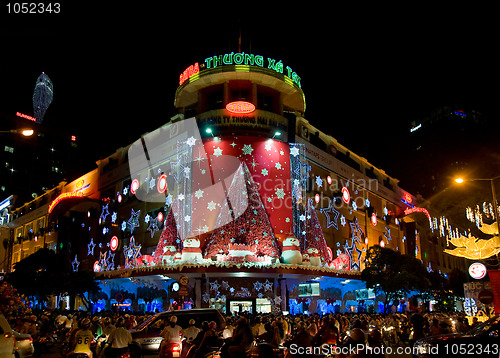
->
xmin=0 ymin=129 xmax=34 ymax=137
xmin=454 ymin=175 xmax=500 ymax=234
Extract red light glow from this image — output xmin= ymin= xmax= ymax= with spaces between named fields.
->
xmin=226 ymin=101 xmax=256 ymax=114
xmin=16 ymin=112 xmax=36 ymax=122
xmin=130 ymin=179 xmax=139 ymax=195
xmin=157 ymin=174 xmax=168 ymax=194
xmin=179 ymin=63 xmax=199 ymax=85
xmin=110 ymin=236 xmax=119 ymax=251
xmin=341 ymin=186 xmax=350 ymax=205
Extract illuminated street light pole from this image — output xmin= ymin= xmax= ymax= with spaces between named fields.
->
xmin=455 ymin=175 xmax=500 ymax=234
xmin=0 ymin=129 xmax=34 ymax=137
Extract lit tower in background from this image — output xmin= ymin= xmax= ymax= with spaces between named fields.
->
xmin=32 ymin=72 xmax=53 ymax=123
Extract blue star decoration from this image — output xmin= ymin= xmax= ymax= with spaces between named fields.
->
xmin=87 ymin=238 xmax=96 ymax=256
xmin=100 ymin=203 xmax=110 ymax=222
xmin=344 ymin=239 xmax=363 ymax=271
xmin=384 ymin=227 xmax=392 ymax=241
xmin=345 ymin=218 xmax=365 ymax=270
xmin=127 ymin=209 xmax=141 ymax=232
xmin=106 ymin=251 xmax=115 ymax=271
xmin=71 ymin=255 xmax=80 ymax=272
xmin=123 ymin=236 xmax=142 ymax=268
xmin=320 ymin=199 xmax=340 ymax=229
xmin=147 ymin=218 xmax=160 ymax=238
xmin=349 ymin=218 xmax=364 ymax=241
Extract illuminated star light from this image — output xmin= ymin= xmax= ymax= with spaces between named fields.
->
xmin=127 ymin=209 xmax=141 ymax=232
xmin=147 ymin=218 xmax=160 ymax=238
xmin=344 ymin=239 xmax=363 ymax=271
xmin=321 ymin=199 xmax=340 ymax=230
xmin=71 ymin=255 xmax=80 ymax=271
xmin=87 ymin=238 xmax=96 ymax=256
xmin=100 ymin=203 xmax=110 ymax=222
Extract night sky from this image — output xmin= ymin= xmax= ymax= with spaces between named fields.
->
xmin=1 ymin=5 xmax=498 ymax=184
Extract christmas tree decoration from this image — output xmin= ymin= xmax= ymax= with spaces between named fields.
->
xmin=152 ymin=208 xmax=182 ymax=264
xmin=204 ymin=162 xmax=280 ymax=259
xmin=298 ymin=198 xmax=332 ymax=264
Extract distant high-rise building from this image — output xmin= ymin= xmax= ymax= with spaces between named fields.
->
xmin=32 ymin=72 xmax=53 ymax=123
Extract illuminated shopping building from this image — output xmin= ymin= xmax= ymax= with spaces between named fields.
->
xmin=8 ymin=53 xmax=439 ymax=314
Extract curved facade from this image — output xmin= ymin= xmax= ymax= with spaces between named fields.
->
xmin=7 ymin=52 xmax=435 ymax=314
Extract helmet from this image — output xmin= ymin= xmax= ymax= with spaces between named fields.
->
xmin=349 ymin=328 xmax=365 ymax=342
xmin=81 ymin=318 xmax=91 ymax=329
xmin=169 ymin=316 xmax=177 ymax=323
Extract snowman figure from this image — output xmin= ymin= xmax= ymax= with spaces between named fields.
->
xmin=280 ymin=236 xmax=302 ymax=265
xmin=307 ymin=247 xmax=321 ymax=266
xmin=302 ymin=252 xmax=311 ymax=265
xmin=181 ymin=237 xmax=203 ymax=262
xmin=161 ymin=245 xmax=177 ymax=265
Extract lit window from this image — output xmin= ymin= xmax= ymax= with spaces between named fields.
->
xmin=4 ymin=146 xmax=14 ymax=153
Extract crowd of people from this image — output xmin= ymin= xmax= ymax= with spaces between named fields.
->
xmin=1 ymin=307 xmax=486 ymax=358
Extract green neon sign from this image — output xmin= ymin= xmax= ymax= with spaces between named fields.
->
xmin=204 ymin=52 xmax=301 ymax=88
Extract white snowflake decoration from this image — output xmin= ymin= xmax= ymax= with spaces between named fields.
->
xmin=195 ymin=189 xmax=204 ymax=199
xmin=290 ymin=146 xmax=300 ymax=157
xmin=207 ymin=201 xmax=216 ymax=211
xmin=213 ymin=147 xmax=223 ymax=157
xmin=275 ymin=187 xmax=285 ymax=199
xmin=210 ymin=280 xmax=220 ymax=291
xmin=242 ymin=144 xmax=254 ymax=155
xmin=315 ymin=176 xmax=323 ymax=188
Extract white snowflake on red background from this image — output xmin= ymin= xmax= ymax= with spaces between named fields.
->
xmin=275 ymin=187 xmax=285 ymax=199
xmin=242 ymin=144 xmax=254 ymax=155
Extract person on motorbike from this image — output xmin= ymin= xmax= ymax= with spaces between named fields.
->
xmin=194 ymin=321 xmax=219 ymax=358
xmin=184 ymin=319 xmax=200 ymax=344
xmin=220 ymin=317 xmax=253 ymax=358
xmin=283 ymin=321 xmax=312 ymax=358
xmin=105 ymin=317 xmax=132 ymax=358
xmin=70 ymin=318 xmax=94 ymax=358
xmin=159 ymin=316 xmax=184 ymax=358
xmin=91 ymin=316 xmax=103 ymax=339
xmin=313 ymin=316 xmax=338 ymax=347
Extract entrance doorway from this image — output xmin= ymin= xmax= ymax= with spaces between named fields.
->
xmin=228 ymin=300 xmax=253 ymax=315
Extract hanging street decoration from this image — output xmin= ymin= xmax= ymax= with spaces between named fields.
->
xmin=444 ymin=234 xmax=500 ymax=260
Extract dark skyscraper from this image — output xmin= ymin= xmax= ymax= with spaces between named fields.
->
xmin=32 ymin=72 xmax=53 ymax=123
